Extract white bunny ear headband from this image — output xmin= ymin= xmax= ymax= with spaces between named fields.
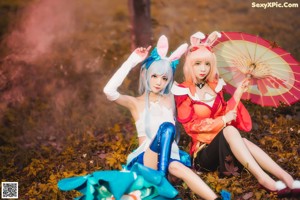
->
xmin=189 ymin=31 xmax=221 ymax=52
xmin=142 ymin=35 xmax=188 ymax=72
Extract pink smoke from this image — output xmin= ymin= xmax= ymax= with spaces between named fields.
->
xmin=6 ymin=0 xmax=75 ymax=62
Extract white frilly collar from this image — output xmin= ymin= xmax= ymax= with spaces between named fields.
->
xmin=171 ymin=78 xmax=226 ymax=101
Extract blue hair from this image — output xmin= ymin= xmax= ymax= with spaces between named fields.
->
xmin=138 ymin=59 xmax=174 ymax=95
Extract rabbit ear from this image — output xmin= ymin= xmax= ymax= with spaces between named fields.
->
xmin=157 ymin=35 xmax=169 ymax=58
xmin=168 ymin=43 xmax=188 ymax=61
xmin=204 ymin=31 xmax=221 ymax=47
xmin=190 ymin=32 xmax=206 ymax=46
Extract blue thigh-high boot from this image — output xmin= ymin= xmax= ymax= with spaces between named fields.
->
xmin=149 ymin=122 xmax=176 ymax=176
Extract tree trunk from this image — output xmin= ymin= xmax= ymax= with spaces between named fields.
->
xmin=128 ymin=0 xmax=152 ymax=50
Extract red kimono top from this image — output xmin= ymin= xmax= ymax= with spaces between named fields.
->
xmin=172 ymin=79 xmax=252 ymax=155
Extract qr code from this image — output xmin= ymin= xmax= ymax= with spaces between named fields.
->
xmin=1 ymin=182 xmax=18 ymax=199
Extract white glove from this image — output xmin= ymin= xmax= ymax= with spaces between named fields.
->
xmin=103 ymin=52 xmax=143 ymax=101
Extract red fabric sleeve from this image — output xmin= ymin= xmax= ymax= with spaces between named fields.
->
xmin=182 ymin=115 xmax=224 ymax=135
xmin=227 ymin=97 xmax=252 ymax=132
xmin=174 ymin=95 xmax=194 ymax=123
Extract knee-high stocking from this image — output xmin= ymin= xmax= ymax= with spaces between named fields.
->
xmin=150 ymin=122 xmax=175 ymax=176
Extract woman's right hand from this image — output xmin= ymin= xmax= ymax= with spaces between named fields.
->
xmin=134 ymin=46 xmax=152 ymax=60
xmin=224 ymin=110 xmax=237 ymax=123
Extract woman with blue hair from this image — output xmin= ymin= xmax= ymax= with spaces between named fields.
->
xmin=103 ymin=35 xmax=222 ymax=200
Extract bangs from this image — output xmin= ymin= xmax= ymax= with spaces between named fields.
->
xmin=188 ymin=46 xmax=214 ymax=65
xmin=147 ymin=59 xmax=173 ymax=80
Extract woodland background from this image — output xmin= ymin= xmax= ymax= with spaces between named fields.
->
xmin=0 ymin=0 xmax=299 ymax=199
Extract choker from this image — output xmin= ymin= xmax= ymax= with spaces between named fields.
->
xmin=196 ymin=82 xmax=205 ymax=89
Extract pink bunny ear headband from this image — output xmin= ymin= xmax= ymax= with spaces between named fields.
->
xmin=188 ymin=31 xmax=221 ymax=53
xmin=142 ymin=35 xmax=188 ymax=73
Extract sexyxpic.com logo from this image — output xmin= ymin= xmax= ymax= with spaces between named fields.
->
xmin=252 ymin=2 xmax=298 ymax=9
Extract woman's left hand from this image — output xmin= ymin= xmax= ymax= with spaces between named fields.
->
xmin=239 ymin=79 xmax=250 ymax=93
xmin=234 ymin=79 xmax=249 ymax=101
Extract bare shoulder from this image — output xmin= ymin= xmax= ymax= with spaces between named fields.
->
xmin=114 ymin=94 xmax=138 ymax=109
xmin=135 ymin=95 xmax=146 ymax=110
xmin=131 ymin=95 xmax=147 ymax=120
xmin=114 ymin=94 xmax=143 ymax=121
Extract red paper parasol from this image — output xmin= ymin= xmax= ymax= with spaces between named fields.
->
xmin=212 ymin=31 xmax=300 ymax=107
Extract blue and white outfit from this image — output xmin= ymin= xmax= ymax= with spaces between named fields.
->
xmin=126 ymin=101 xmax=185 ymax=170
xmin=103 ymin=51 xmax=190 ymax=173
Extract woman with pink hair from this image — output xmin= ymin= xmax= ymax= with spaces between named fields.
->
xmin=172 ymin=31 xmax=300 ymax=198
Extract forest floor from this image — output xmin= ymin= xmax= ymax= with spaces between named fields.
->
xmin=1 ymin=102 xmax=299 ymax=199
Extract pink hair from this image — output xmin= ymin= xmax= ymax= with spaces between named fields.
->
xmin=183 ymin=45 xmax=219 ymax=84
